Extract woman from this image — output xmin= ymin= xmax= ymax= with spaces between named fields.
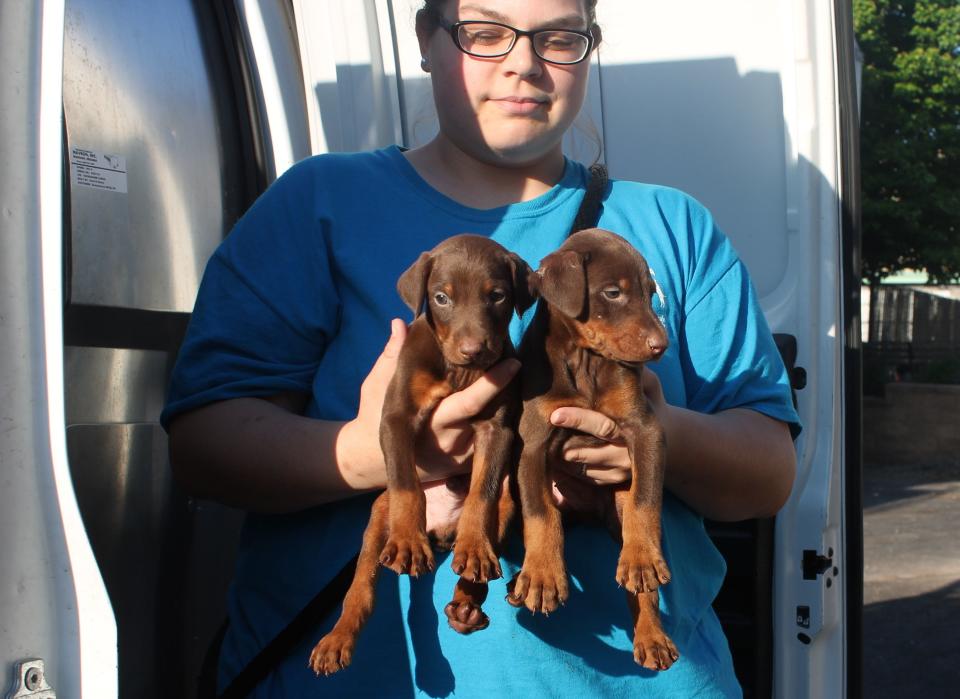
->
xmin=163 ymin=1 xmax=799 ymax=696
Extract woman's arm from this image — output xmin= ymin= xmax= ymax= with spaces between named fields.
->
xmin=654 ymin=405 xmax=795 ymax=520
xmin=550 ymin=369 xmax=796 ymax=522
xmin=169 ymin=394 xmax=358 ymax=513
xmin=167 ymin=319 xmax=521 ymax=514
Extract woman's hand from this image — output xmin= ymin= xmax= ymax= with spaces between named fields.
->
xmin=418 ymin=358 xmax=521 ymax=478
xmin=338 ymin=317 xmax=521 ymax=483
xmin=546 ymin=365 xmax=796 ymax=521
xmin=548 ymin=367 xmax=668 ymax=488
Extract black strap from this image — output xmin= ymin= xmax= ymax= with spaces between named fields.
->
xmin=216 ymin=553 xmax=359 ymax=699
xmin=211 ymin=162 xmax=609 ymax=699
xmin=569 ymin=163 xmax=608 ymax=235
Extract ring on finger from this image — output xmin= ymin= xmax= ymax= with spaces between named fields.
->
xmin=579 ymin=462 xmax=588 ymax=477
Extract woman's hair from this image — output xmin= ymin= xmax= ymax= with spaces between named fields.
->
xmin=417 ymin=1 xmax=603 ymax=46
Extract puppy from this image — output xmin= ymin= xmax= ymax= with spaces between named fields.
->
xmin=310 ymin=234 xmax=534 ymax=675
xmin=508 ymin=228 xmax=679 ymax=671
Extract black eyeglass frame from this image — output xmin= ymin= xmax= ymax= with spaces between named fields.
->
xmin=430 ymin=13 xmax=596 ymax=66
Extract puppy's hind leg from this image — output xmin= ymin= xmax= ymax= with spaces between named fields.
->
xmin=445 ymin=477 xmax=516 ymax=634
xmin=309 ymin=492 xmax=389 ymax=676
xmin=444 ymin=579 xmax=491 ymax=634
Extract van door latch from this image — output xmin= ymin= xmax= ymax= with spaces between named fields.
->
xmin=802 ymin=549 xmax=833 ymax=580
xmin=5 ymin=659 xmax=56 ymax=699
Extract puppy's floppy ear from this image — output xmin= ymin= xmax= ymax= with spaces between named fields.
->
xmin=536 ymin=249 xmax=587 ymax=319
xmin=505 ymin=252 xmax=537 ymax=315
xmin=397 ymin=252 xmax=432 ymax=317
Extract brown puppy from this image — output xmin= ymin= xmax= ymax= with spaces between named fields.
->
xmin=508 ymin=228 xmax=679 ymax=671
xmin=309 ymin=234 xmax=534 ymax=676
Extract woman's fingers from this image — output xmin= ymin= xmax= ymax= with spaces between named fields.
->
xmin=556 ymin=447 xmax=631 ymax=485
xmin=561 ymin=443 xmax=628 ymax=469
xmin=357 ymin=319 xmax=407 ymax=418
xmin=549 ymin=406 xmax=632 ymax=482
xmin=430 ymin=358 xmax=521 ymax=427
xmin=550 ymin=406 xmax=622 ymax=442
xmin=414 ymin=358 xmax=520 ymax=477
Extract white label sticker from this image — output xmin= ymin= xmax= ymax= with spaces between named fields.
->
xmin=70 ymin=146 xmax=128 ymax=193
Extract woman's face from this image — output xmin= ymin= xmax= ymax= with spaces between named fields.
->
xmin=419 ymin=0 xmax=593 ymax=168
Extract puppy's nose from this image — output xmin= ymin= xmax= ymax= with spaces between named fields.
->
xmin=458 ymin=340 xmax=485 ymax=361
xmin=647 ymin=337 xmax=667 ymax=358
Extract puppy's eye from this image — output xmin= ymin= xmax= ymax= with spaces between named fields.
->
xmin=601 ymin=287 xmax=622 ymax=300
xmin=490 ymin=289 xmax=507 ymax=304
xmin=433 ymin=292 xmax=450 ymax=306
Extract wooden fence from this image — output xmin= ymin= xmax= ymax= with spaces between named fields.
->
xmin=862 ymin=286 xmax=960 ymax=388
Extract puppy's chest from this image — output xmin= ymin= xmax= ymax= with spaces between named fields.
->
xmin=406 ymin=365 xmax=484 ymax=413
xmin=564 ymin=356 xmax=644 ymax=418
xmin=445 ymin=366 xmax=486 ymax=393
xmin=410 ymin=366 xmax=484 ymax=406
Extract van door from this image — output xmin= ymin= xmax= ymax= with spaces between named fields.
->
xmin=1 ymin=2 xmax=118 ymax=697
xmin=585 ymin=3 xmax=861 ymax=696
xmin=574 ymin=3 xmax=861 ymax=696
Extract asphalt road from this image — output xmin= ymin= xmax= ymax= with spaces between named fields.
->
xmin=863 ymin=461 xmax=960 ymax=698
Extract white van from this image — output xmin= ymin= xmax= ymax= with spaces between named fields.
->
xmin=0 ymin=1 xmax=861 ymax=697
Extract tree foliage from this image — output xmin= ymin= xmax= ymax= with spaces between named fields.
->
xmin=854 ymin=0 xmax=960 ymax=285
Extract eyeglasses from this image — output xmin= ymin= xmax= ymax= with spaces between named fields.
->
xmin=431 ymin=14 xmax=594 ymax=66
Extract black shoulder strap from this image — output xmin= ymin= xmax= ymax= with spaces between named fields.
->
xmin=216 ymin=553 xmax=359 ymax=699
xmin=568 ymin=163 xmax=608 ymax=236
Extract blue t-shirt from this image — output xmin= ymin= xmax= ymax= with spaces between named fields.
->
xmin=162 ymin=146 xmax=799 ymax=698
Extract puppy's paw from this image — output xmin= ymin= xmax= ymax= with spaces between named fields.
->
xmin=633 ymin=630 xmax=680 ymax=671
xmin=451 ymin=535 xmax=502 ymax=583
xmin=506 ymin=560 xmax=568 ymax=614
xmin=616 ymin=544 xmax=671 ymax=593
xmin=309 ymin=630 xmax=355 ymax=677
xmin=380 ymin=531 xmax=435 ymax=577
xmin=444 ymin=599 xmax=491 ymax=634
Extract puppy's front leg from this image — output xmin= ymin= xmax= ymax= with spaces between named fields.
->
xmin=509 ymin=409 xmax=569 ymax=614
xmin=450 ymin=417 xmax=511 ymax=583
xmin=379 ymin=375 xmax=447 ymax=577
xmin=614 ymin=418 xmax=671 ymax=593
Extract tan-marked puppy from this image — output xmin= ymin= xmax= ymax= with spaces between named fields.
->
xmin=310 ymin=235 xmax=535 ymax=676
xmin=508 ymin=228 xmax=679 ymax=671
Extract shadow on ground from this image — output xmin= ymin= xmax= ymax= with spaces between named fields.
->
xmin=863 ymin=579 xmax=960 ymax=699
xmin=863 ymin=461 xmax=960 ymax=699
xmin=863 ymin=462 xmax=960 ymax=510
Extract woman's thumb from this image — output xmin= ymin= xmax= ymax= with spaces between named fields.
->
xmin=382 ymin=318 xmax=407 ymax=360
xmin=366 ymin=318 xmax=407 ymax=383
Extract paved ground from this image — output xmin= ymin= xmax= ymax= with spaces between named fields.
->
xmin=863 ymin=460 xmax=960 ymax=699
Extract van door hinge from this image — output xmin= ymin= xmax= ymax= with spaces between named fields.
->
xmin=802 ymin=549 xmax=833 ymax=580
xmin=5 ymin=660 xmax=56 ymax=699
